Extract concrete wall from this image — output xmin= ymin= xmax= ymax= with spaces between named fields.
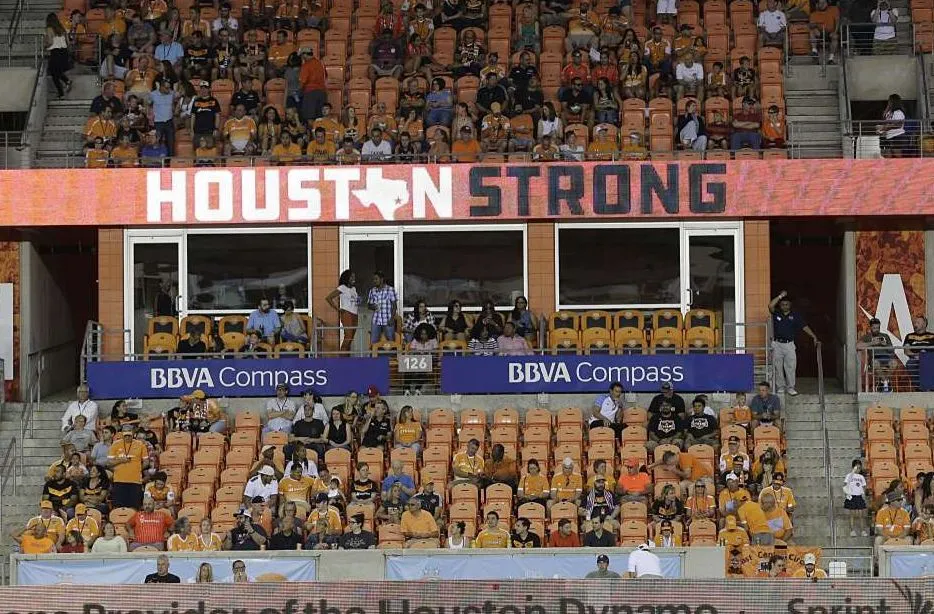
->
xmin=847 ymin=56 xmax=917 ymax=102
xmin=0 ymin=69 xmax=37 ymax=113
xmin=20 ymin=242 xmax=78 ymax=396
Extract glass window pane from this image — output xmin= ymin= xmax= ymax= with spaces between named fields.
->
xmin=132 ymin=242 xmax=179 ymax=353
xmin=402 ymin=231 xmax=524 ymax=308
xmin=187 ymin=233 xmax=309 ymax=310
xmin=558 ymin=228 xmax=680 ymax=306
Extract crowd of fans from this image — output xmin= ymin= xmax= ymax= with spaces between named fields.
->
xmin=11 ymin=378 xmax=818 ymax=576
xmin=55 ymin=0 xmax=825 ymax=168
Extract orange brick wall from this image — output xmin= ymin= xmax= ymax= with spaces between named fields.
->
xmin=311 ymin=226 xmax=340 ymax=351
xmin=744 ymin=220 xmax=771 ymax=352
xmin=527 ymin=222 xmax=556 ymax=316
xmin=98 ymin=229 xmax=124 ymax=359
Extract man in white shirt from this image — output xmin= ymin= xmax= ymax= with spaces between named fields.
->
xmin=871 ymin=1 xmax=898 ymax=53
xmin=243 ymin=466 xmax=279 ymax=510
xmin=757 ymin=0 xmax=787 ymax=48
xmin=674 ymin=51 xmax=704 ymax=103
xmin=211 ymin=2 xmax=239 ymax=38
xmin=627 ymin=542 xmax=663 ymax=578
xmin=361 ymin=127 xmax=393 ymax=161
xmin=264 ymin=383 xmax=296 ymax=434
xmin=590 ymin=382 xmax=624 ymax=438
xmin=61 ymin=384 xmax=99 ymax=432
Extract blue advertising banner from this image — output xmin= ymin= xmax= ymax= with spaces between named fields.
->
xmin=86 ymin=357 xmax=389 ymax=399
xmin=385 ymin=551 xmax=682 ymax=580
xmin=440 ymin=354 xmax=755 ymax=393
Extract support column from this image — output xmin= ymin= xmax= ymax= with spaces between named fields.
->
xmin=527 ymin=222 xmax=556 ymax=317
xmin=97 ymin=229 xmax=124 ymax=360
xmin=311 ymin=226 xmax=339 ymax=352
xmin=743 ymin=220 xmax=770 ymax=359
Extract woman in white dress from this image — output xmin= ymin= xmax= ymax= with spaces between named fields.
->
xmin=325 ymin=269 xmax=360 ymax=353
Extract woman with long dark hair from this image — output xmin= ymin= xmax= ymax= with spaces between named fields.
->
xmin=439 ymin=300 xmax=469 ymax=341
xmin=878 ymin=93 xmax=907 ymax=157
xmin=325 ymin=269 xmax=360 ymax=353
xmin=45 ymin=13 xmax=72 ymax=98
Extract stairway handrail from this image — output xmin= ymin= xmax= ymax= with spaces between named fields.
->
xmin=816 ymin=342 xmax=837 ymax=549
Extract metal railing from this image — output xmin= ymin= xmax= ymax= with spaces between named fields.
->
xmin=844 ymin=22 xmax=914 ymax=56
xmin=816 ymin=341 xmax=838 ymax=550
xmin=824 ymin=546 xmax=875 ymax=577
xmin=918 ymin=52 xmax=931 ymax=125
xmin=80 ymin=320 xmax=105 ymax=384
xmin=0 ymin=357 xmax=5 ymax=415
xmin=6 ymin=0 xmax=28 ymax=49
xmin=2 ymin=33 xmax=43 ymax=68
xmin=857 ymin=345 xmax=934 ymax=393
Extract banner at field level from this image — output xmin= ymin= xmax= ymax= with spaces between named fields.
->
xmin=4 ymin=160 xmax=934 ymax=226
xmin=0 ymin=578 xmax=933 ymax=614
xmin=385 ymin=551 xmax=681 ymax=580
xmin=440 ymin=354 xmax=755 ymax=393
xmin=15 ymin=556 xmax=316 ymax=585
xmin=729 ymin=546 xmax=822 ymax=577
xmin=85 ymin=357 xmax=389 ymax=398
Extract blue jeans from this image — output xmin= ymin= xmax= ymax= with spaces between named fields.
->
xmin=731 ymin=131 xmax=761 ymax=150
xmin=426 ymin=108 xmax=453 ymax=127
xmin=371 ymin=323 xmax=396 ymax=344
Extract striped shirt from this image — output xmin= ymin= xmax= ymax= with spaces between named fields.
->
xmin=468 ymin=337 xmax=499 ymax=356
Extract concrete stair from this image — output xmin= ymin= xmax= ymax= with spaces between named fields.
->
xmin=35 ymin=74 xmax=98 ymax=168
xmin=783 ymin=392 xmax=874 ymax=575
xmin=0 ymin=401 xmax=72 ymax=582
xmin=784 ymin=65 xmax=844 ymax=158
xmin=0 ymin=0 xmax=63 ymax=68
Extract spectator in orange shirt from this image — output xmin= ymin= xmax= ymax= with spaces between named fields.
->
xmin=531 ymin=133 xmax=560 ymax=160
xmin=451 ymin=125 xmax=482 ymax=162
xmin=592 ymin=50 xmax=619 ymax=87
xmin=374 ymin=0 xmax=405 ymax=38
xmin=643 ymin=27 xmax=672 ymax=76
xmin=762 ymin=104 xmax=787 ymax=148
xmin=809 ymin=0 xmax=840 ymax=63
xmin=566 ymin=1 xmax=600 ymax=52
xmin=549 ymin=518 xmax=582 ymax=547
xmin=874 ymin=492 xmax=911 ymax=548
xmin=223 ymin=103 xmax=258 ymax=155
xmin=587 ymin=125 xmax=616 ymax=160
xmin=617 ymin=457 xmax=652 ymax=503
xmin=299 ymin=47 xmax=327 ymax=123
xmin=480 ymin=101 xmax=510 ymax=153
xmin=560 ymin=49 xmax=592 ymax=89
xmin=85 ymin=106 xmax=118 ymax=146
xmin=110 ymin=132 xmax=139 ymax=167
xmin=599 ymin=7 xmax=629 ymax=49
xmin=686 ymin=481 xmax=717 ymax=522
xmin=268 ymin=29 xmax=295 ymax=74
xmin=126 ymin=496 xmax=172 ymax=550
xmin=85 ymin=137 xmax=110 ymax=168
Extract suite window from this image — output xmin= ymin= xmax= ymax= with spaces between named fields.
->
xmin=402 ymin=230 xmax=524 ymax=308
xmin=186 ymin=233 xmax=309 ymax=310
xmin=558 ymin=228 xmax=680 ymax=306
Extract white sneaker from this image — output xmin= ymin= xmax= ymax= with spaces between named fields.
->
xmin=787 ymin=388 xmax=799 ymax=396
xmin=862 ymin=530 xmax=869 ymax=537
xmin=776 ymin=388 xmax=785 ymax=394
xmin=850 ymin=530 xmax=857 ymax=537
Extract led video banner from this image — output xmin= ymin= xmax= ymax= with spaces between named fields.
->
xmin=440 ymin=354 xmax=755 ymax=393
xmin=2 ymin=159 xmax=934 ymax=226
xmin=85 ymin=357 xmax=389 ymax=398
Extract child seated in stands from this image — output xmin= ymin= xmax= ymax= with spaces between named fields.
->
xmin=732 ymin=56 xmax=757 ymax=100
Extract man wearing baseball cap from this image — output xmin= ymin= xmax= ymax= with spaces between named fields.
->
xmin=617 ymin=457 xmax=652 ymax=503
xmin=108 ymin=423 xmax=148 ymax=509
xmin=648 ymin=381 xmax=686 ymax=416
xmin=250 ymin=444 xmax=284 ymax=480
xmin=299 ymin=45 xmax=327 ymax=123
xmin=190 ymin=80 xmax=221 ymax=141
xmin=65 ymin=503 xmax=100 ymax=547
xmin=719 ymin=435 xmax=750 ymax=474
xmin=226 ymin=506 xmax=267 ymax=550
xmin=585 ymin=554 xmax=621 ymax=578
xmin=792 ymin=552 xmax=828 ymax=578
xmin=25 ymin=500 xmax=66 ymax=547
xmin=243 ymin=465 xmax=279 ymax=511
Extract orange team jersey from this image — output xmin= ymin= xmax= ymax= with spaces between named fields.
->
xmin=481 ymin=114 xmax=510 ymax=140
xmin=719 ymin=488 xmax=752 ymax=513
xmin=875 ymin=507 xmax=911 ymax=538
xmin=394 ymin=421 xmax=422 ymax=446
xmin=85 ymin=117 xmax=117 ymax=140
xmin=759 ymin=486 xmax=796 ymax=511
xmin=587 ymin=140 xmax=615 ymax=160
xmin=182 ymin=19 xmax=211 ymax=40
xmin=686 ymin=494 xmax=716 ymax=517
xmin=368 ymin=114 xmax=397 ymax=136
xmin=126 ymin=68 xmax=156 ymax=93
xmin=732 ymin=406 xmax=752 ymax=424
xmin=195 ymin=146 xmax=218 ymax=159
xmin=561 ymin=63 xmax=591 ymax=85
xmin=86 ymin=149 xmax=109 ymax=168
xmin=308 ymin=506 xmax=342 ymax=533
xmin=143 ymin=483 xmax=176 ymax=504
xmin=519 ymin=473 xmax=549 ymax=498
xmin=550 ymin=472 xmax=583 ymax=501
xmin=720 ymin=451 xmax=750 ymax=471
xmin=717 ymin=527 xmax=750 ymax=547
xmin=617 ymin=471 xmax=651 ymax=495
xmin=451 ymin=139 xmax=481 ymax=162
xmin=110 ymin=145 xmax=139 ymax=167
xmin=198 ymin=532 xmax=224 ymax=551
xmin=166 ymin=532 xmax=201 ymax=551
xmin=109 ymin=439 xmax=148 ymax=484
xmin=645 ymin=39 xmax=671 ymax=65
xmin=452 ymin=451 xmax=484 ymax=477
xmin=27 ymin=515 xmax=66 ymax=542
xmin=511 ymin=114 xmax=534 ymax=138
xmin=792 ymin=567 xmax=828 ymax=579
xmin=312 ymin=117 xmax=342 ymax=143
xmin=410 ymin=16 xmax=434 ymax=41
xmin=737 ymin=501 xmax=770 ymax=535
xmin=810 ymin=6 xmax=839 ymax=31
xmin=653 ymin=532 xmax=683 ymax=547
xmin=279 ymin=475 xmax=315 ymax=502
xmin=680 ymin=452 xmax=712 ymax=480
xmin=306 ymin=140 xmax=335 ymax=162
xmin=141 ymin=0 xmax=168 ymax=21
xmin=763 ymin=506 xmax=792 ymax=536
xmin=66 ymin=516 xmax=100 ymax=543
xmin=673 ymin=35 xmax=694 ymax=59
xmin=269 ymin=41 xmax=296 ymax=67
xmin=271 ymin=142 xmax=303 ymax=162
xmin=21 ymin=534 xmax=55 ymax=554
xmin=762 ymin=118 xmax=786 ymax=142
xmin=592 ymin=65 xmax=619 ymax=85
xmin=532 ymin=144 xmax=560 ymax=160
xmin=400 ymin=118 xmax=424 ymax=140
xmin=474 ymin=527 xmax=510 ymax=548
xmin=601 ymin=15 xmax=628 ymax=35
xmin=335 ymin=148 xmax=361 ymax=164
xmin=225 ymin=116 xmax=257 ymax=144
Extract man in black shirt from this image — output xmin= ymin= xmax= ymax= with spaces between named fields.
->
xmin=231 ymin=78 xmax=260 ymax=117
xmin=350 ymin=463 xmax=378 ymax=507
xmin=648 ymin=382 xmax=686 ymax=417
xmin=647 ymin=403 xmax=684 ymax=452
xmin=90 ymin=81 xmax=124 ymax=117
xmin=475 ymin=73 xmax=508 ymax=118
xmin=268 ymin=518 xmax=303 ymax=550
xmin=144 ymin=554 xmax=180 ymax=583
xmin=339 ymin=514 xmax=376 ymax=549
xmin=226 ymin=508 xmax=267 ymax=550
xmin=559 ymin=78 xmax=591 ymax=125
xmin=176 ymin=331 xmax=207 ymax=358
xmin=511 ymin=517 xmax=541 ymax=548
xmin=582 ymin=516 xmax=617 ymax=547
xmin=769 ymin=290 xmax=820 ymax=396
xmin=684 ymin=397 xmax=718 ymax=448
xmin=515 ymin=76 xmax=545 ymax=117
xmin=415 ymin=480 xmax=443 ymax=524
xmin=508 ymin=52 xmax=539 ymax=95
xmin=184 ymin=31 xmax=211 ymax=79
xmin=190 ymin=81 xmax=221 ymax=140
xmin=903 ymin=315 xmax=934 ymax=390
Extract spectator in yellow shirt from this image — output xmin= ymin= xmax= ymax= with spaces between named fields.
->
xmin=65 ymin=503 xmax=100 ymax=547
xmin=474 ymin=511 xmax=511 ymax=548
xmin=307 ymin=127 xmax=336 ymax=163
xmin=717 ymin=515 xmax=750 ymax=547
xmin=270 ymin=130 xmax=303 ymax=165
xmin=11 ymin=523 xmax=56 ymax=554
xmin=166 ymin=516 xmax=200 ymax=551
xmin=224 ymin=103 xmax=257 ymax=156
xmin=760 ymin=490 xmax=793 ymax=542
xmin=587 ymin=126 xmax=617 ymax=160
xmin=759 ymin=472 xmax=797 ymax=516
xmin=874 ymin=492 xmax=911 ymax=548
xmin=738 ymin=499 xmax=773 ymax=545
xmin=549 ymin=457 xmax=583 ymax=510
xmin=400 ymin=498 xmax=439 ymax=547
xmin=278 ymin=464 xmax=314 ymax=516
xmin=85 ymin=138 xmax=110 ymax=168
xmin=792 ymin=553 xmax=828 ymax=578
xmin=452 ymin=438 xmax=484 ymax=486
xmin=518 ymin=459 xmax=550 ymax=507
